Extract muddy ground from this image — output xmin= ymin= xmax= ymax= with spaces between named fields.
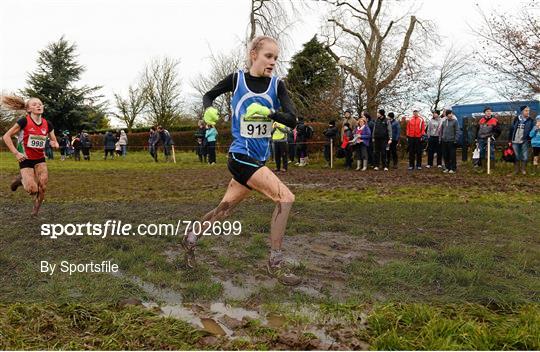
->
xmin=1 ymin=152 xmax=539 ymax=349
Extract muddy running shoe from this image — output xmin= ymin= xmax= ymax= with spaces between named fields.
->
xmin=10 ymin=174 xmax=22 ymax=192
xmin=266 ymin=261 xmax=302 ymax=286
xmin=181 ymin=234 xmax=197 ymax=269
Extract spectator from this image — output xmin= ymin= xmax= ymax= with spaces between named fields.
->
xmin=118 ymin=130 xmax=128 ymax=157
xmin=372 ymin=109 xmax=392 ymax=171
xmin=148 ymin=127 xmax=159 ymax=162
xmin=475 ymin=106 xmax=501 ymax=171
xmin=158 ymin=125 xmax=174 ymax=162
xmin=340 ymin=109 xmax=357 ymax=140
xmin=341 ymin=122 xmax=354 ymax=169
xmin=205 ymin=123 xmax=218 ymax=165
xmin=426 ymin=110 xmax=443 ymax=168
xmin=287 ymin=127 xmax=296 ymax=164
xmin=103 ymin=131 xmax=116 ymax=160
xmin=388 ymin=112 xmax=401 ymax=169
xmin=406 ymin=108 xmax=426 ymax=170
xmin=439 ymin=110 xmax=460 ymax=173
xmin=509 ymin=105 xmax=535 ymax=175
xmin=72 ymin=134 xmax=82 ymax=161
xmin=115 ymin=141 xmax=122 ymax=156
xmin=353 ymin=117 xmax=371 ymax=171
xmin=45 ymin=136 xmax=54 ymax=160
xmin=195 ymin=120 xmax=207 ymax=163
xmin=80 ymin=132 xmax=92 ymax=160
xmin=529 ymin=117 xmax=540 ymax=175
xmin=295 ymin=117 xmax=308 ymax=166
xmin=364 ymin=111 xmax=375 ymax=166
xmin=272 ymin=121 xmax=290 ymax=172
xmin=59 ymin=132 xmax=70 ymax=161
xmin=323 ymin=120 xmax=338 ymax=168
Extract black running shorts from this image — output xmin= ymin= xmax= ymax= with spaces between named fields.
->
xmin=19 ymin=158 xmax=46 ymax=169
xmin=227 ymin=152 xmax=265 ymax=189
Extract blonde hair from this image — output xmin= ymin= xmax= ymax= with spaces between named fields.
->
xmin=246 ymin=36 xmax=278 ymax=68
xmin=359 ymin=117 xmax=367 ymax=126
xmin=1 ymin=95 xmax=40 ymax=112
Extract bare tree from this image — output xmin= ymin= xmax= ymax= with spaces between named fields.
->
xmin=141 ymin=57 xmax=183 ymax=128
xmin=248 ymin=0 xmax=301 ymax=41
xmin=421 ymin=44 xmax=482 ymax=112
xmin=474 ymin=1 xmax=540 ymax=99
xmin=112 ymin=84 xmax=146 ymax=132
xmin=191 ymin=48 xmax=243 ymax=119
xmin=322 ymin=0 xmax=431 ymax=117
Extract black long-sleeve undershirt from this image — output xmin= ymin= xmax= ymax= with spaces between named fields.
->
xmin=202 ymin=72 xmax=297 ymax=129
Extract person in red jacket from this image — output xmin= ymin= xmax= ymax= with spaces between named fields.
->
xmin=406 ymin=108 xmax=426 ymax=170
xmin=475 ymin=106 xmax=501 ymax=171
xmin=2 ymin=96 xmax=59 ymax=216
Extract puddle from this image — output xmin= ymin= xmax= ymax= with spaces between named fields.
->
xmin=218 ymin=279 xmax=254 ymax=300
xmin=111 ymin=270 xmax=182 ymax=304
xmin=212 ymin=275 xmax=277 ymax=300
xmin=210 ymin=302 xmax=260 ymax=320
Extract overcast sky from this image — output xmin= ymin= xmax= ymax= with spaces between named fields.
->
xmin=0 ymin=0 xmax=531 ymax=124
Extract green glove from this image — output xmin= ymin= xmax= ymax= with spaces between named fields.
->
xmin=203 ymin=107 xmax=219 ymax=125
xmin=245 ymin=103 xmax=271 ymax=120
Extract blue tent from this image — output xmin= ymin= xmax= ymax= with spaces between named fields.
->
xmin=452 ymin=100 xmax=539 ymax=127
xmin=452 ymin=100 xmax=539 ymax=146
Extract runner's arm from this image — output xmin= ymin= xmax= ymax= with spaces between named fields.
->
xmin=2 ymin=124 xmax=25 ymax=160
xmin=271 ymin=80 xmax=297 ymax=129
xmin=203 ymin=74 xmax=234 ymax=109
xmin=49 ymin=130 xmax=59 ymax=148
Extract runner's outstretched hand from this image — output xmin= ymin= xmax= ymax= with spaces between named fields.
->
xmin=204 ymin=107 xmax=219 ymax=125
xmin=245 ymin=103 xmax=270 ymax=119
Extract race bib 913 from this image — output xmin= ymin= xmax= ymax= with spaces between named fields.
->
xmin=240 ymin=114 xmax=272 ymax=138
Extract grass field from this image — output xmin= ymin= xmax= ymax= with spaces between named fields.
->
xmin=0 ymin=150 xmax=538 ymax=350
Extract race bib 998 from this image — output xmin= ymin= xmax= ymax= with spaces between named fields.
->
xmin=27 ymin=134 xmax=46 ymax=149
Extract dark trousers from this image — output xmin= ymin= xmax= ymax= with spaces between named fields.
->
xmin=324 ymin=143 xmax=331 ymax=163
xmin=355 ymin=143 xmax=368 ymax=161
xmin=373 ymin=138 xmax=388 ymax=168
xmin=197 ymin=143 xmax=207 ymax=163
xmin=104 ymin=149 xmax=114 ymax=159
xmin=74 ymin=149 xmax=81 ymax=161
xmin=297 ymin=142 xmax=307 ymax=160
xmin=442 ymin=141 xmax=457 ymax=171
xmin=82 ymin=148 xmax=90 ymax=160
xmin=274 ymin=141 xmax=288 ymax=170
xmin=288 ymin=143 xmax=296 ymax=162
xmin=367 ymin=143 xmax=374 ymax=166
xmin=408 ymin=137 xmax=423 ymax=167
xmin=207 ymin=141 xmax=216 ymax=163
xmin=427 ymin=136 xmax=442 ymax=166
xmin=344 ymin=146 xmax=353 ymax=168
xmin=149 ymin=145 xmax=158 ymax=162
xmin=387 ymin=140 xmax=398 ymax=167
